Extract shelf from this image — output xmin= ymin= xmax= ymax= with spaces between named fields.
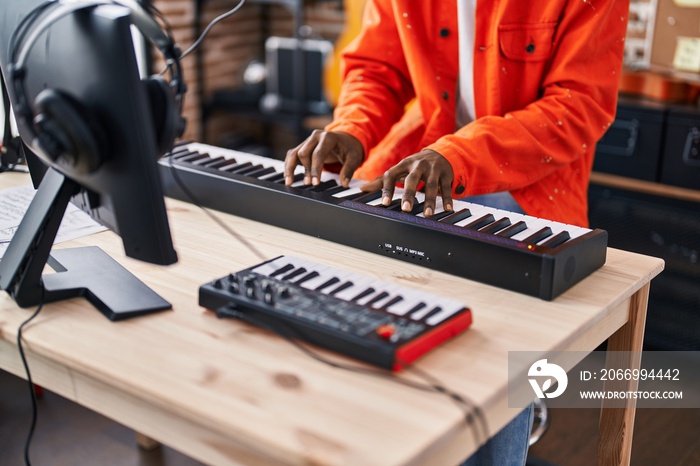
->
xmin=590 ymin=171 xmax=700 ymax=203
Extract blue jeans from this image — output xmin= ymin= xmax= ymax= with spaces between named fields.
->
xmin=461 ymin=191 xmax=525 ymax=215
xmin=460 ymin=191 xmax=533 ymax=465
xmin=461 ymin=404 xmax=534 ymax=466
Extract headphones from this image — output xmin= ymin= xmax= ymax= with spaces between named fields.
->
xmin=7 ymin=0 xmax=186 ymax=175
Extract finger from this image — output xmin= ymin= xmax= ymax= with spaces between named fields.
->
xmin=402 ymin=171 xmax=422 ymax=213
xmin=283 ymin=146 xmax=301 ymax=185
xmin=421 ymin=176 xmax=440 ymax=217
xmin=440 ymin=177 xmax=454 ymax=212
xmin=309 ymin=133 xmax=329 ymax=186
xmin=295 ymin=134 xmax=320 ymax=185
xmin=360 ymin=177 xmax=382 ymax=192
xmin=338 ymin=154 xmax=361 ymax=188
xmin=380 ymin=170 xmax=398 ymax=205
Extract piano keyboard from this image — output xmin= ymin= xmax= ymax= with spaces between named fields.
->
xmin=160 ymin=142 xmax=608 ymax=300
xmin=200 ymin=255 xmax=472 ymax=370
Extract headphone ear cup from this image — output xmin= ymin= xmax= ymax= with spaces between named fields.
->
xmin=33 ymin=89 xmax=105 ymax=174
xmin=144 ymin=75 xmax=178 ymax=156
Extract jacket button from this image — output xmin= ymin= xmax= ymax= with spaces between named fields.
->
xmin=455 ymin=184 xmax=465 ymax=195
xmin=439 ymin=28 xmax=450 ymax=37
xmin=526 ymin=43 xmax=536 ymax=54
xmin=442 ymin=91 xmax=449 ymax=100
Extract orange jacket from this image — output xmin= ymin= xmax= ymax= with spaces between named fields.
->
xmin=325 ymin=0 xmax=629 ymax=227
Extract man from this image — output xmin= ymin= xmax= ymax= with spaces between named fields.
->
xmin=284 ymin=0 xmax=628 ymax=463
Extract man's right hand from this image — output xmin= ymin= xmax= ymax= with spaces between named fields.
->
xmin=284 ymin=130 xmax=364 ymax=188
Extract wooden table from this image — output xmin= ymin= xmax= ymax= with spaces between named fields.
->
xmin=0 ymin=171 xmax=664 ymax=466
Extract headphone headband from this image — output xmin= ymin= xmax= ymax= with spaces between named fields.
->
xmin=13 ymin=0 xmax=176 ymax=72
xmin=8 ymin=0 xmax=186 ymax=172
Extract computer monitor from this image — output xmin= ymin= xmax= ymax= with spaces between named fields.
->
xmin=0 ymin=0 xmax=185 ymax=320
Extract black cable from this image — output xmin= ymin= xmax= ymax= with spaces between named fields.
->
xmin=166 ymin=154 xmax=268 ymax=262
xmin=179 ymin=0 xmax=246 ymax=60
xmin=16 ymin=299 xmax=46 ymax=466
xmin=216 ymin=306 xmax=489 ymax=449
xmin=155 ymin=0 xmax=247 ymax=79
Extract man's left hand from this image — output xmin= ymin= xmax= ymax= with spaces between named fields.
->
xmin=360 ymin=149 xmax=454 ymax=217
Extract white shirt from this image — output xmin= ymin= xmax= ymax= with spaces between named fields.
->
xmin=456 ymin=0 xmax=476 ymax=127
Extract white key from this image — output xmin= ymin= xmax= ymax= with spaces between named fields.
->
xmin=426 ymin=306 xmax=465 ymax=326
xmin=332 ymin=186 xmax=364 ymax=199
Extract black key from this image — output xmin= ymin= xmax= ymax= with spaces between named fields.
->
xmin=245 ymin=166 xmax=276 ymax=178
xmin=426 ymin=210 xmax=455 ymax=221
xmin=381 ymin=295 xmax=404 ymax=310
xmin=365 ymin=291 xmax=390 ymax=306
xmin=221 ymin=161 xmax=252 ymax=172
xmin=310 ymin=180 xmax=339 ymax=192
xmin=177 ymin=152 xmax=210 ymax=163
xmin=341 ymin=190 xmax=377 ymax=201
xmin=294 ymin=271 xmax=320 ymax=285
xmin=440 ymin=208 xmax=472 ymax=224
xmin=350 ymin=190 xmax=383 ymax=203
xmin=269 ymin=263 xmax=295 ymax=277
xmin=191 ymin=155 xmax=220 ymax=165
xmin=298 ymin=180 xmax=337 ymax=191
xmin=322 ymin=185 xmax=350 ymax=196
xmin=496 ymin=221 xmax=528 ymax=238
xmin=262 ymin=172 xmax=285 ymax=183
xmin=167 ymin=145 xmax=192 ymax=157
xmin=328 ymin=281 xmax=354 ymax=296
xmin=384 ymin=198 xmax=404 ymax=211
xmin=522 ymin=227 xmax=553 ymax=244
xmin=539 ymin=231 xmax=571 ymax=248
xmin=205 ymin=158 xmax=236 ymax=169
xmin=314 ymin=277 xmax=341 ymax=292
xmin=274 ymin=172 xmax=304 ymax=184
xmin=388 ymin=197 xmax=419 ymax=212
xmin=463 ymin=213 xmax=495 ymax=230
xmin=420 ymin=306 xmax=443 ymax=322
xmin=282 ymin=267 xmax=307 ymax=281
xmin=406 ymin=302 xmax=427 ymax=317
xmin=479 ymin=217 xmax=512 ymax=234
xmin=408 ymin=201 xmax=425 ymax=215
xmin=235 ymin=164 xmax=265 ymax=176
xmin=170 ymin=150 xmax=197 ymax=160
xmin=350 ymin=287 xmax=375 ymax=302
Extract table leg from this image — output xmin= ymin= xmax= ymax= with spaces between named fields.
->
xmin=597 ymin=283 xmax=650 ymax=466
xmin=135 ymin=432 xmax=161 ymax=451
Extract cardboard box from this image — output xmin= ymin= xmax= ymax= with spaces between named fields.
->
xmin=650 ymin=0 xmax=700 ymax=73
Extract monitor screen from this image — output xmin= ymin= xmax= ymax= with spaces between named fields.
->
xmin=0 ymin=0 xmax=182 ymax=319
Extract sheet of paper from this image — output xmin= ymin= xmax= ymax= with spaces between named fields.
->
xmin=673 ymin=37 xmax=700 ymax=73
xmin=0 ymin=184 xmax=107 ymax=259
xmin=673 ymin=0 xmax=700 ymax=7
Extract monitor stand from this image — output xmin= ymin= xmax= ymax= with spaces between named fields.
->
xmin=0 ymin=168 xmax=171 ymax=321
